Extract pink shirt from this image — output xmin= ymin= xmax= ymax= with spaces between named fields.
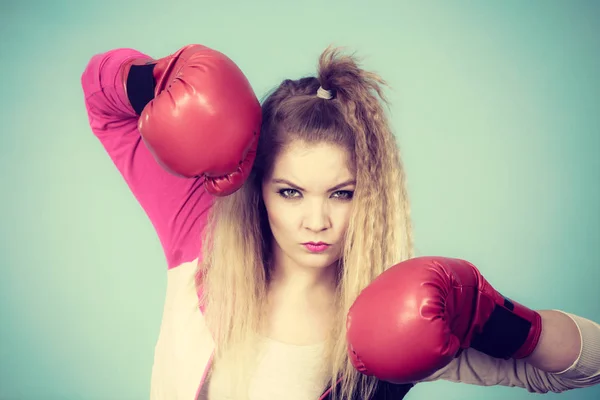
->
xmin=81 ymin=47 xmax=600 ymax=400
xmin=81 ymin=47 xmax=213 ymax=271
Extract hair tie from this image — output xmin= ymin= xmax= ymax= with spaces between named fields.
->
xmin=316 ymin=86 xmax=333 ymax=100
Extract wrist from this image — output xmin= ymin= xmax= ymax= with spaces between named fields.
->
xmin=124 ymin=60 xmax=157 ymax=115
xmin=468 ymin=287 xmax=542 ymax=360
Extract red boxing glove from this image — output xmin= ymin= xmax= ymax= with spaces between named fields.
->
xmin=122 ymin=44 xmax=261 ymax=196
xmin=346 ymin=256 xmax=542 ymax=384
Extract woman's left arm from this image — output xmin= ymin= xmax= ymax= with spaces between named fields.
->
xmin=527 ymin=310 xmax=600 ymax=381
xmin=525 ymin=310 xmax=586 ymax=373
xmin=346 ymin=256 xmax=599 ymax=393
xmin=422 ymin=310 xmax=600 ymax=393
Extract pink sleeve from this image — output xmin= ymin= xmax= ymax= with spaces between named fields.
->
xmin=80 ymin=48 xmax=214 ymax=269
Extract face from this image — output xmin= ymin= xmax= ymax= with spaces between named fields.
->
xmin=261 ymin=140 xmax=356 ymax=272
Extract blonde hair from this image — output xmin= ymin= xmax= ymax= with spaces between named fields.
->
xmin=198 ymin=46 xmax=414 ymax=399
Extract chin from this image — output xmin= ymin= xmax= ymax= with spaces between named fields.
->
xmin=296 ymin=254 xmax=339 ymax=270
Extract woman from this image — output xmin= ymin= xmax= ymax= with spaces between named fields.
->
xmin=81 ymin=44 xmax=600 ymax=399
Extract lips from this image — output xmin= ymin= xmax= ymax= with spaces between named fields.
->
xmin=303 ymin=242 xmax=331 ymax=253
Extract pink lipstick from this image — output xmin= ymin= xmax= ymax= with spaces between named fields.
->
xmin=303 ymin=242 xmax=330 ymax=253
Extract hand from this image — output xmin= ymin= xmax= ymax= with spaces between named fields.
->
xmin=123 ymin=44 xmax=261 ymax=196
xmin=346 ymin=256 xmax=542 ymax=383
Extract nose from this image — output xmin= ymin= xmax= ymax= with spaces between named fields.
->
xmin=302 ymin=198 xmax=331 ymax=232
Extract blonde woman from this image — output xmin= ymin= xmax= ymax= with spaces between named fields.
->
xmin=81 ymin=43 xmax=600 ymax=399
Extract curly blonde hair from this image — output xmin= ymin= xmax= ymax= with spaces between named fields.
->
xmin=198 ymin=46 xmax=414 ymax=399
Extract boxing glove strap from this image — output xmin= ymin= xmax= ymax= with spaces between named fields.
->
xmin=126 ymin=63 xmax=156 ymax=115
xmin=470 ymin=297 xmax=541 ymax=359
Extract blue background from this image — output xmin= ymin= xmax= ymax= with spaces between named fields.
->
xmin=1 ymin=0 xmax=598 ymax=399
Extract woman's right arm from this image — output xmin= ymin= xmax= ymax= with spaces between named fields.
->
xmin=80 ymin=46 xmax=261 ymax=269
xmin=81 ymin=47 xmax=211 ymax=269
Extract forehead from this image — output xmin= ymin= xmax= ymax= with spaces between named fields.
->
xmin=271 ymin=141 xmax=354 ymax=185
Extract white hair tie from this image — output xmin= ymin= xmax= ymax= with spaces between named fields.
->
xmin=316 ymin=86 xmax=333 ymax=100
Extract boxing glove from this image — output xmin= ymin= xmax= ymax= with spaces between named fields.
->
xmin=121 ymin=44 xmax=261 ymax=196
xmin=346 ymin=256 xmax=542 ymax=384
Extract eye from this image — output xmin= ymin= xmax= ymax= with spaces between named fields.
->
xmin=332 ymin=190 xmax=354 ymax=200
xmin=278 ymin=188 xmax=301 ymax=199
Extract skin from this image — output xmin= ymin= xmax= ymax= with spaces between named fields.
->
xmin=261 ymin=140 xmax=355 ymax=345
xmin=257 ymin=140 xmax=582 ymax=373
xmin=526 ymin=310 xmax=581 ymax=373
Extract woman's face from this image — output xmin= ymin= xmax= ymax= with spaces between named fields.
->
xmin=261 ymin=140 xmax=355 ymax=272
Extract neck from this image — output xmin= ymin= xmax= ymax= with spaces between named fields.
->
xmin=264 ymin=247 xmax=338 ymax=343
xmin=268 ymin=253 xmax=337 ymax=298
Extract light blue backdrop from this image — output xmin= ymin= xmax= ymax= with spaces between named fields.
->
xmin=1 ymin=0 xmax=598 ymax=399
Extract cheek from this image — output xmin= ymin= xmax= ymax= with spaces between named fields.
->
xmin=264 ymin=199 xmax=297 ymax=239
xmin=332 ymin=204 xmax=353 ymax=234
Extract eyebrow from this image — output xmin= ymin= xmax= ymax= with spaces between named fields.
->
xmin=271 ymin=178 xmax=356 ymax=192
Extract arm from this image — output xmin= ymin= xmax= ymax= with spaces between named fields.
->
xmin=80 ymin=45 xmax=261 ymax=269
xmin=421 ymin=310 xmax=600 ymax=393
xmin=81 ymin=48 xmax=211 ymax=269
xmin=346 ymin=256 xmax=600 ymax=393
xmin=525 ymin=309 xmax=582 ymax=373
